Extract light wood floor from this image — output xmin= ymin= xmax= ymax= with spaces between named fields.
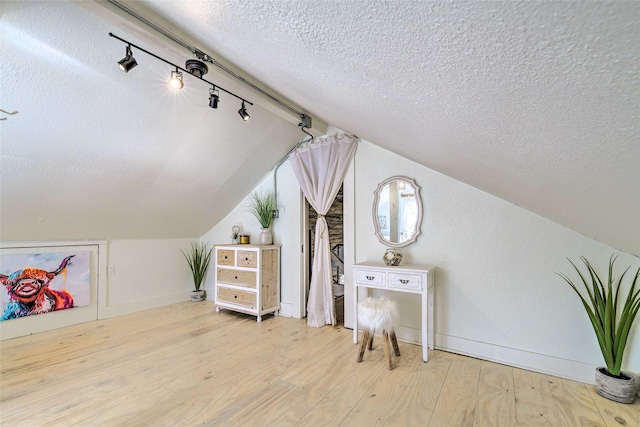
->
xmin=1 ymin=301 xmax=638 ymax=426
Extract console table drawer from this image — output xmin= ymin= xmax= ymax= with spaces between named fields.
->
xmin=356 ymin=270 xmax=385 ymax=287
xmin=388 ymin=272 xmax=422 ymax=290
xmin=217 ymin=287 xmax=256 ymax=308
xmin=217 ymin=268 xmax=256 ymax=288
xmin=236 ymin=250 xmax=257 ymax=268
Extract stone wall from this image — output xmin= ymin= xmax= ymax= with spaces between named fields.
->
xmin=308 ymin=185 xmax=343 ymax=257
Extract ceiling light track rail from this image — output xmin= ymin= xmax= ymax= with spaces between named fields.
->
xmin=194 ymin=51 xmax=302 ymax=117
xmin=109 ymin=32 xmax=252 ymax=106
xmin=105 ymin=0 xmax=312 ymax=131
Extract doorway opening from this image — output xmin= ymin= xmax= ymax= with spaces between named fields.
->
xmin=306 ymin=185 xmax=344 ymax=325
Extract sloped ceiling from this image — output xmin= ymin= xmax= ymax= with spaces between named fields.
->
xmin=1 ymin=1 xmax=638 ymax=257
xmin=1 ymin=0 xmax=309 ymax=242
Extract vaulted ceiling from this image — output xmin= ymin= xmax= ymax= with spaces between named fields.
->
xmin=1 ymin=1 xmax=638 ymax=257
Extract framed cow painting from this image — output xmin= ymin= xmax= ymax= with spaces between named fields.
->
xmin=0 ymin=251 xmax=91 ymax=321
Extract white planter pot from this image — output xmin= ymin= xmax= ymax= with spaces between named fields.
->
xmin=259 ymin=228 xmax=273 ymax=245
xmin=191 ymin=290 xmax=206 ymax=302
xmin=595 ymin=367 xmax=636 ymax=404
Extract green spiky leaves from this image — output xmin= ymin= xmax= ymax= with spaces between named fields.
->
xmin=247 ymin=190 xmax=277 ymax=229
xmin=181 ymin=241 xmax=213 ymax=291
xmin=557 ymin=255 xmax=640 ymax=376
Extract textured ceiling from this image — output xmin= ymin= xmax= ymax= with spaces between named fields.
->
xmin=1 ymin=0 xmax=305 ymax=241
xmin=1 ymin=1 xmax=639 ymax=256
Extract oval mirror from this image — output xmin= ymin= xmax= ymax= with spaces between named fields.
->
xmin=372 ymin=176 xmax=423 ymax=248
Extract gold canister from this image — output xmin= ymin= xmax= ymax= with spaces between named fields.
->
xmin=239 ymin=235 xmax=250 ymax=244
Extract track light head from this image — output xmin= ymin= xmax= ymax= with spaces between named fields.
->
xmin=238 ymin=101 xmax=250 ymax=121
xmin=169 ymin=68 xmax=184 ymax=89
xmin=209 ymin=87 xmax=219 ymax=109
xmin=118 ymin=45 xmax=137 ymax=72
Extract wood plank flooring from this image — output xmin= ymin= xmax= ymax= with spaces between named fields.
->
xmin=1 ymin=301 xmax=638 ymax=426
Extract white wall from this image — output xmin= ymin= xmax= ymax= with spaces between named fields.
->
xmin=3 ymin=135 xmax=636 ymax=389
xmin=199 ymin=136 xmax=639 ymax=385
xmin=354 ymin=141 xmax=639 ymax=384
xmin=1 ymin=238 xmax=194 ymax=339
xmin=102 ymin=238 xmax=196 ymax=318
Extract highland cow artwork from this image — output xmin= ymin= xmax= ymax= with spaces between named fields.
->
xmin=0 ymin=251 xmax=90 ymax=321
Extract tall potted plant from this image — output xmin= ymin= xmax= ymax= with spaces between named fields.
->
xmin=557 ymin=255 xmax=640 ymax=403
xmin=181 ymin=241 xmax=213 ymax=302
xmin=247 ymin=189 xmax=277 ymax=245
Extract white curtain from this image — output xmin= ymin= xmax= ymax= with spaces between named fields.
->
xmin=289 ymin=133 xmax=358 ymax=327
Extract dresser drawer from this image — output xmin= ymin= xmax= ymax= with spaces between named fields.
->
xmin=355 ymin=270 xmax=385 ymax=287
xmin=217 ymin=268 xmax=256 ymax=288
xmin=217 ymin=250 xmax=235 ymax=266
xmin=388 ymin=272 xmax=422 ymax=290
xmin=217 ymin=287 xmax=256 ymax=308
xmin=236 ymin=250 xmax=257 ymax=268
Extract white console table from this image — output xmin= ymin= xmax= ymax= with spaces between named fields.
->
xmin=352 ymin=262 xmax=435 ymax=362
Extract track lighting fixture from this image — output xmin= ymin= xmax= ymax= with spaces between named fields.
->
xmin=238 ymin=101 xmax=250 ymax=121
xmin=209 ymin=87 xmax=220 ymax=109
xmin=108 ymin=4 xmax=313 ymax=128
xmin=169 ymin=68 xmax=184 ymax=89
xmin=110 ymin=32 xmax=253 ymax=122
xmin=299 ymin=114 xmax=313 ymax=139
xmin=299 ymin=114 xmax=312 ymax=129
xmin=186 ymin=59 xmax=208 ymax=78
xmin=118 ymin=44 xmax=137 ymax=72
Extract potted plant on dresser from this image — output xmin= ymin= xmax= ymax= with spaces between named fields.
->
xmin=247 ymin=189 xmax=277 ymax=245
xmin=181 ymin=241 xmax=213 ymax=302
xmin=558 ymin=255 xmax=639 ymax=403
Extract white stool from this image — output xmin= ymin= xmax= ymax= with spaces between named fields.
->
xmin=357 ymin=297 xmax=400 ymax=370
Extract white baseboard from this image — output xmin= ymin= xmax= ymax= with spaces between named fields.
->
xmin=0 ymin=304 xmax=98 ymax=340
xmin=394 ymin=325 xmax=422 ymax=346
xmin=278 ymin=302 xmax=295 ymax=318
xmin=435 ymin=333 xmax=599 ymax=385
xmin=99 ymin=291 xmax=191 ymax=319
xmin=390 ymin=325 xmax=600 ymax=385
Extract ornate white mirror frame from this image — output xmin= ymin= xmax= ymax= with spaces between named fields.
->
xmin=372 ymin=176 xmax=423 ymax=248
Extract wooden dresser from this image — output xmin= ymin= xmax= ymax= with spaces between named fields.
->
xmin=214 ymin=244 xmax=280 ymax=322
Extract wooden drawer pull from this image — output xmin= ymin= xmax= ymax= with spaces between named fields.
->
xmin=245 ymin=257 xmax=249 ymax=261
xmin=366 ymin=275 xmax=374 ymax=280
xmin=234 ymin=276 xmax=238 ymax=280
xmin=400 ymin=279 xmax=409 ymax=284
